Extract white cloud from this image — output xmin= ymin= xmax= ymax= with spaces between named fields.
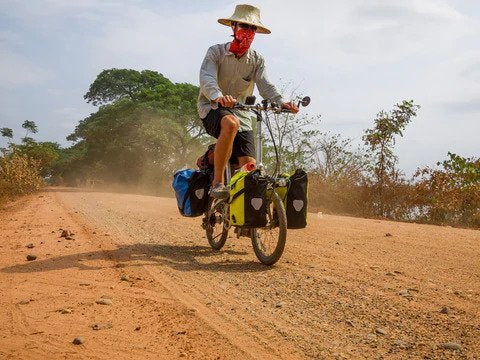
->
xmin=84 ymin=3 xmax=234 ymax=82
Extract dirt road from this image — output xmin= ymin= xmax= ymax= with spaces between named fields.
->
xmin=0 ymin=188 xmax=479 ymax=359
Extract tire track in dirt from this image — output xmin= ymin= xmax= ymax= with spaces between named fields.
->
xmin=55 ymin=191 xmax=283 ymax=360
xmin=0 ymin=191 xmax=250 ymax=359
xmin=54 ymin=188 xmax=480 ymax=359
xmin=58 ymin=191 xmax=302 ymax=360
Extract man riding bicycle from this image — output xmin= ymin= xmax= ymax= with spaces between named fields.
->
xmin=198 ymin=4 xmax=298 ymax=200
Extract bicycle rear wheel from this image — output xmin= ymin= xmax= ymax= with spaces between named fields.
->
xmin=204 ymin=198 xmax=229 ymax=250
xmin=251 ymin=192 xmax=287 ymax=265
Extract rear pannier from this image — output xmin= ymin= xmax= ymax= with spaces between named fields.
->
xmin=229 ymin=170 xmax=268 ymax=228
xmin=275 ymin=169 xmax=308 ymax=229
xmin=172 ymin=169 xmax=211 ymax=217
xmin=285 ymin=169 xmax=308 ymax=229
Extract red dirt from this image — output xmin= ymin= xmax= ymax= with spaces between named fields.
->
xmin=0 ymin=188 xmax=479 ymax=359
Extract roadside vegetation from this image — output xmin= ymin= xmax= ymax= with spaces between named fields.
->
xmin=1 ymin=68 xmax=478 ymax=227
xmin=0 ymin=121 xmax=55 ymax=203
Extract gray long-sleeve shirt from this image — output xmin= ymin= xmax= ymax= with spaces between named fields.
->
xmin=198 ymin=43 xmax=284 ymax=132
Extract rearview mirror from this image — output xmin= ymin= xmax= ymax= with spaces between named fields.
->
xmin=301 ymin=96 xmax=311 ymax=107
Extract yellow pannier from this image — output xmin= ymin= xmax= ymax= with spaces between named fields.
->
xmin=229 ymin=170 xmax=268 ymax=228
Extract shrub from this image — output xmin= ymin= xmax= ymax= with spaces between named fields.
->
xmin=0 ymin=152 xmax=43 ymax=201
xmin=413 ymin=153 xmax=480 ymax=228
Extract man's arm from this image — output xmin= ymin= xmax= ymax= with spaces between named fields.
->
xmin=199 ymin=47 xmax=223 ymax=101
xmin=199 ymin=47 xmax=236 ymax=108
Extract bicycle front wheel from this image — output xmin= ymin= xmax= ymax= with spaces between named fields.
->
xmin=251 ymin=192 xmax=287 ymax=265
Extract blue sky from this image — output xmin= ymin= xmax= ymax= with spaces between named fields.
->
xmin=1 ymin=0 xmax=479 ymax=175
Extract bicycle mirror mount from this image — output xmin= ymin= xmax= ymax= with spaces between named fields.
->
xmin=245 ymin=95 xmax=256 ymax=105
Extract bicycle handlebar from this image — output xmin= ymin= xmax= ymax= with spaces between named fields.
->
xmin=211 ymin=95 xmax=310 ymax=114
xmin=233 ymin=103 xmax=295 ymax=114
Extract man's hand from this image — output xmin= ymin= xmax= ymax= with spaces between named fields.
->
xmin=214 ymin=95 xmax=237 ymax=108
xmin=281 ymin=101 xmax=299 ymax=113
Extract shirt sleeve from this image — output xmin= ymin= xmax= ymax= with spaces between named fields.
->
xmin=199 ymin=46 xmax=223 ymax=101
xmin=254 ymin=55 xmax=284 ymax=105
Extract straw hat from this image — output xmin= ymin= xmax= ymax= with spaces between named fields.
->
xmin=218 ymin=4 xmax=271 ymax=34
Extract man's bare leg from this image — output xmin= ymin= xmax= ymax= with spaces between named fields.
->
xmin=213 ymin=115 xmax=240 ymax=185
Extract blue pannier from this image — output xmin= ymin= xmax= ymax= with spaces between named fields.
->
xmin=172 ymin=169 xmax=210 ymax=217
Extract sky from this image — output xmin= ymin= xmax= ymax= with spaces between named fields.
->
xmin=1 ymin=0 xmax=479 ymax=175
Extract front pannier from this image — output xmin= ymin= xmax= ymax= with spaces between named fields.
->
xmin=229 ymin=170 xmax=268 ymax=228
xmin=172 ymin=169 xmax=210 ymax=217
xmin=285 ymin=169 xmax=308 ymax=229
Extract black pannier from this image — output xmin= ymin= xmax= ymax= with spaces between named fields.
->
xmin=229 ymin=170 xmax=268 ymax=228
xmin=172 ymin=169 xmax=211 ymax=217
xmin=285 ymin=169 xmax=308 ymax=229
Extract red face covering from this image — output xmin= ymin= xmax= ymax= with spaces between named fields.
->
xmin=229 ymin=28 xmax=255 ymax=57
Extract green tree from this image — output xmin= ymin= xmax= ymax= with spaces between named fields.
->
xmin=51 ymin=142 xmax=88 ymax=185
xmin=363 ymin=100 xmax=420 ymax=217
xmin=21 ymin=120 xmax=38 ymax=144
xmin=15 ymin=140 xmax=61 ymax=177
xmin=414 ymin=152 xmax=480 ymax=227
xmin=84 ymin=68 xmax=172 ymax=106
xmin=1 ymin=128 xmax=13 ymax=138
xmin=1 ymin=121 xmax=61 ymax=178
xmin=439 ymin=152 xmax=480 ymax=187
xmin=22 ymin=120 xmax=38 ymax=138
xmin=66 ymin=70 xmax=205 ymax=185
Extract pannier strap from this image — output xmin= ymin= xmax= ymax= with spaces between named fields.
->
xmin=230 ymin=175 xmax=244 ymax=190
xmin=229 ymin=188 xmax=245 ymax=204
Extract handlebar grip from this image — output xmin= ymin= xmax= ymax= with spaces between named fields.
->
xmin=210 ymin=100 xmax=240 ymax=109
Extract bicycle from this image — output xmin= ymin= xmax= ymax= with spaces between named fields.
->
xmin=201 ymin=95 xmax=311 ymax=265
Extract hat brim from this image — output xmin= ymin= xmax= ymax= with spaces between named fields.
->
xmin=218 ymin=18 xmax=271 ymax=34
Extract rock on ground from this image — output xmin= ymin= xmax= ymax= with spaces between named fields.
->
xmin=72 ymin=337 xmax=84 ymax=345
xmin=96 ymin=298 xmax=112 ymax=306
xmin=440 ymin=342 xmax=462 ymax=351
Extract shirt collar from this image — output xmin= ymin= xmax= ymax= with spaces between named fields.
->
xmin=224 ymin=42 xmax=252 ymax=61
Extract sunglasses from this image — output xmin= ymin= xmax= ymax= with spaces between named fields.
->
xmin=238 ymin=22 xmax=257 ymax=31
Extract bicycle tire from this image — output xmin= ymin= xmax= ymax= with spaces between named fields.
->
xmin=205 ymin=198 xmax=228 ymax=250
xmin=251 ymin=192 xmax=287 ymax=265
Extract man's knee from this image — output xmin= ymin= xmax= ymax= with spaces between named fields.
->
xmin=220 ymin=115 xmax=240 ymax=135
xmin=237 ymin=156 xmax=256 ymax=167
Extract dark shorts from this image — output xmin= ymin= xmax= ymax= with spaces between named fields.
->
xmin=201 ymin=108 xmax=255 ymax=161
